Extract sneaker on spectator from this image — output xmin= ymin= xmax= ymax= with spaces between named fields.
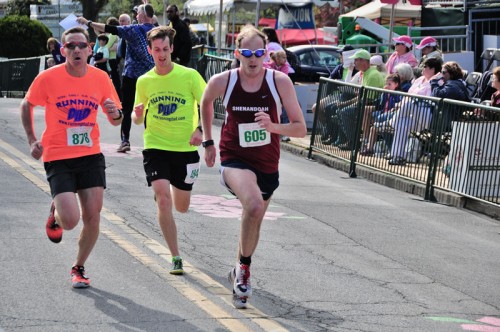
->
xmin=360 ymin=149 xmax=374 ymax=156
xmin=170 ymin=257 xmax=184 ymax=275
xmin=389 ymin=157 xmax=406 ymax=166
xmin=117 ymin=141 xmax=130 ymax=153
xmin=229 ymin=263 xmax=252 ymax=297
xmin=46 ymin=201 xmax=62 ymax=243
xmin=71 ymin=265 xmax=90 ymax=288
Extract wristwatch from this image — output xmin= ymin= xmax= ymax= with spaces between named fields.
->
xmin=197 ymin=125 xmax=203 ymax=133
xmin=202 ymin=139 xmax=214 ymax=148
xmin=112 ymin=109 xmax=123 ymax=120
xmin=87 ymin=21 xmax=93 ymax=28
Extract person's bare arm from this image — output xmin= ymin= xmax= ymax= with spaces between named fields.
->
xmin=200 ymin=71 xmax=229 ymax=167
xmin=20 ymin=98 xmax=43 ymax=160
xmin=132 ymin=103 xmax=145 ymax=125
xmin=256 ymin=71 xmax=306 ymax=138
xmin=76 ymin=17 xmax=105 ymax=33
xmin=103 ymin=98 xmax=122 ymax=126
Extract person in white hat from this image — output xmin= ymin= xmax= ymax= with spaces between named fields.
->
xmin=370 ymin=55 xmax=387 ymax=76
xmin=385 ymin=35 xmax=418 ymax=75
xmin=414 ymin=36 xmax=443 ymax=77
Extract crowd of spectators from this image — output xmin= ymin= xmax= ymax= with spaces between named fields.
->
xmin=313 ymin=35 xmax=499 ymax=166
xmin=40 ymin=14 xmax=498 ymax=168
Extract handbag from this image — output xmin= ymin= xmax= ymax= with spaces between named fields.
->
xmin=94 ymin=52 xmax=104 ymax=61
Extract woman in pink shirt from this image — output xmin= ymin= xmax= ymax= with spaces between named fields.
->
xmin=385 ymin=35 xmax=418 ymax=74
xmin=388 ymin=57 xmax=442 ymax=165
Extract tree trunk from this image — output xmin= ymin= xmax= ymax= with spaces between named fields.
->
xmin=80 ymin=0 xmax=108 ymax=40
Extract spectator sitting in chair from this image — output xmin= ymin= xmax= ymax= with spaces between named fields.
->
xmin=394 ymin=63 xmax=414 ymax=92
xmin=385 ymin=35 xmax=418 ymax=75
xmin=360 ymin=73 xmax=402 ymax=156
xmin=430 ymin=61 xmax=470 ymax=131
xmin=311 ymin=49 xmax=381 ymax=146
xmin=370 ymin=55 xmax=387 ymax=77
xmin=387 ymin=57 xmax=442 ymax=165
xmin=335 ymin=49 xmax=385 ymax=150
xmin=414 ymin=37 xmax=443 ymax=78
xmin=491 ymin=66 xmax=500 ymax=108
xmin=329 ymin=45 xmax=356 ymax=81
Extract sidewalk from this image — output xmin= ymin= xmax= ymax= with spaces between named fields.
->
xmin=282 ymin=135 xmax=500 ymax=221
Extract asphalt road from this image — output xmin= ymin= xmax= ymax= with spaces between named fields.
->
xmin=0 ymin=97 xmax=499 ymax=332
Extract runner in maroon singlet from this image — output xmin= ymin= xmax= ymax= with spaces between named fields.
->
xmin=200 ymin=25 xmax=306 ymax=309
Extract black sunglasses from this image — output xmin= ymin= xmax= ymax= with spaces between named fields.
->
xmin=63 ymin=42 xmax=89 ymax=50
xmin=238 ymin=48 xmax=266 ymax=58
xmin=395 ymin=42 xmax=405 ymax=46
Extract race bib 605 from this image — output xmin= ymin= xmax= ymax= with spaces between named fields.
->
xmin=238 ymin=122 xmax=271 ymax=148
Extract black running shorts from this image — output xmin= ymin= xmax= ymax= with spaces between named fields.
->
xmin=142 ymin=149 xmax=200 ymax=191
xmin=220 ymin=159 xmax=279 ymax=201
xmin=44 ymin=153 xmax=106 ymax=198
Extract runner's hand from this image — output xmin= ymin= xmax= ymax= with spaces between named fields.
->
xmin=134 ymin=103 xmax=144 ymax=119
xmin=255 ymin=111 xmax=275 ymax=132
xmin=204 ymin=146 xmax=216 ymax=168
xmin=104 ymin=98 xmax=119 ymax=118
xmin=189 ymin=128 xmax=202 ymax=146
xmin=30 ymin=141 xmax=43 ymax=160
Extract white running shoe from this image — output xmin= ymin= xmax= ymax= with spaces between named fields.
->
xmin=229 ymin=264 xmax=252 ymax=297
xmin=232 ymin=290 xmax=248 ymax=309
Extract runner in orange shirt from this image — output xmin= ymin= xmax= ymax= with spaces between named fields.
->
xmin=20 ymin=27 xmax=122 ymax=288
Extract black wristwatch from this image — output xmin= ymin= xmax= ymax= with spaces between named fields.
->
xmin=202 ymin=139 xmax=214 ymax=148
xmin=112 ymin=109 xmax=123 ymax=120
xmin=197 ymin=125 xmax=203 ymax=133
xmin=87 ymin=20 xmax=93 ymax=28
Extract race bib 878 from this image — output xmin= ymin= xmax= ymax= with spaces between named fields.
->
xmin=67 ymin=126 xmax=93 ymax=147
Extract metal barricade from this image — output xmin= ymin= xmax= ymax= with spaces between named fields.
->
xmin=308 ymin=78 xmax=363 ymax=168
xmin=0 ymin=56 xmax=42 ymax=97
xmin=428 ymin=99 xmax=500 ymax=204
xmin=309 ymin=78 xmax=500 ymax=206
xmin=357 ymin=86 xmax=442 ymax=183
xmin=197 ymin=54 xmax=233 ymax=119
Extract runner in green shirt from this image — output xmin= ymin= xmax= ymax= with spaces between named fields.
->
xmin=132 ymin=26 xmax=206 ymax=275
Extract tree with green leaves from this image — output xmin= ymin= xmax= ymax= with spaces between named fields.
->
xmin=0 ymin=15 xmax=52 ymax=58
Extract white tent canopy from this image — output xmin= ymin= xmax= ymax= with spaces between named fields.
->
xmin=185 ymin=0 xmax=311 ymax=16
xmin=339 ymin=0 xmax=421 ymax=20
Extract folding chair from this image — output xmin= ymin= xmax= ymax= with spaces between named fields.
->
xmin=465 ymin=71 xmax=482 ymax=99
xmin=462 ymin=69 xmax=468 ymax=80
xmin=480 ymin=48 xmax=500 ymax=71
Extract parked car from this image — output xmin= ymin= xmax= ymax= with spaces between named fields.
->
xmin=287 ymin=45 xmax=343 ymax=83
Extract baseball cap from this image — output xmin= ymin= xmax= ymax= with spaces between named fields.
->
xmin=416 ymin=36 xmax=437 ymax=49
xmin=348 ymin=49 xmax=371 ymax=60
xmin=370 ymin=55 xmax=383 ymax=66
xmin=393 ymin=35 xmax=413 ymax=48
